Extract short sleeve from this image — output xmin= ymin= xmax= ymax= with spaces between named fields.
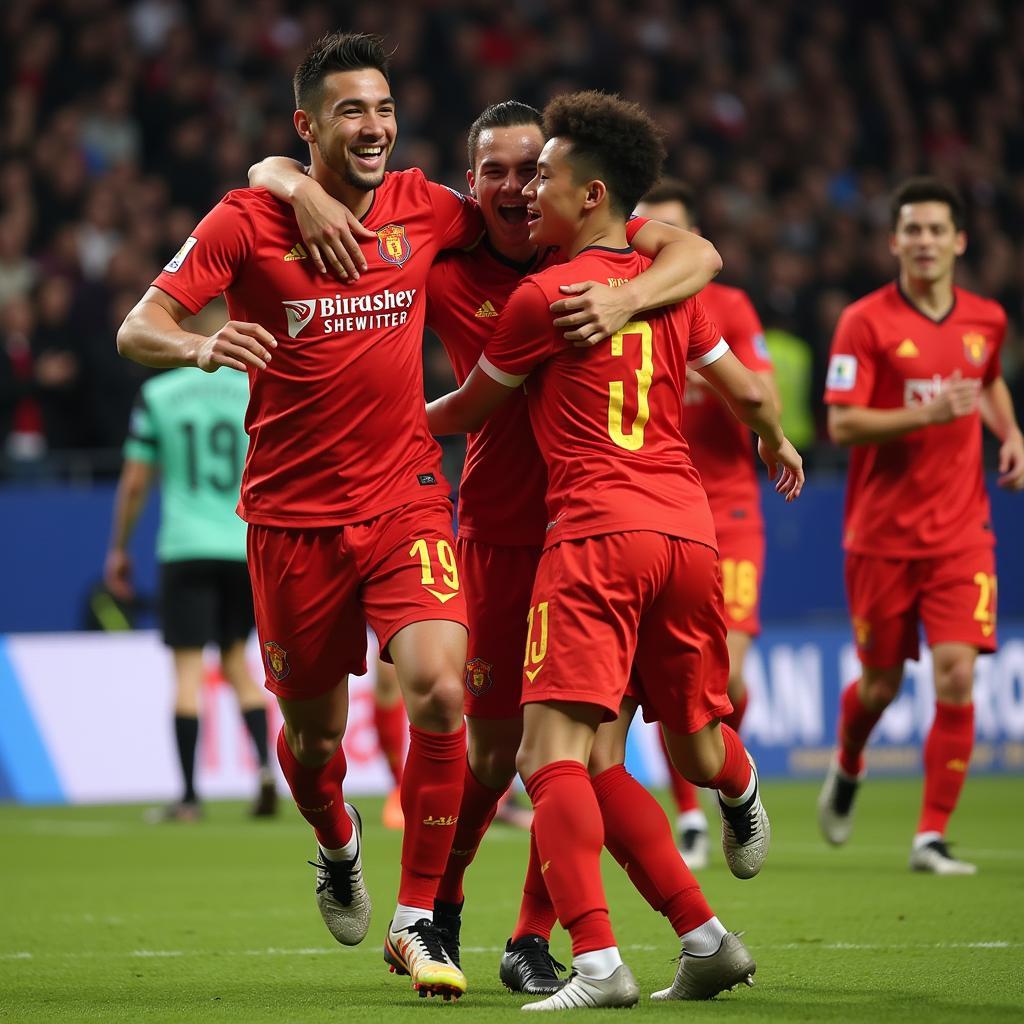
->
xmin=983 ymin=306 xmax=1007 ymax=385
xmin=624 ymin=215 xmax=649 ymax=244
xmin=151 ymin=191 xmax=256 ymax=314
xmin=685 ymin=297 xmax=728 ymax=367
xmin=824 ymin=307 xmax=876 ymax=406
xmin=479 ymin=280 xmax=558 ymax=385
xmin=426 ymin=181 xmax=484 ymax=251
xmin=725 ymin=292 xmax=772 ymax=372
xmin=122 ymin=391 xmax=157 ymax=464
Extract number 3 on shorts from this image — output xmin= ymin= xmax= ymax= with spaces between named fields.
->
xmin=409 ymin=538 xmax=460 ymax=604
xmin=973 ymin=571 xmax=997 ymax=638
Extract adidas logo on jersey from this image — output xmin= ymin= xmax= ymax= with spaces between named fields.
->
xmin=475 ymin=300 xmax=498 ymax=318
xmin=895 ymin=338 xmax=919 ymax=358
xmin=284 ymin=243 xmax=309 ymax=261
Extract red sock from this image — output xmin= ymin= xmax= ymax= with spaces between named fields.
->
xmin=374 ymin=700 xmax=407 ymax=787
xmin=276 ymin=727 xmax=352 ymax=848
xmin=398 ymin=723 xmax=467 ymax=909
xmin=837 ymin=680 xmax=883 ymax=777
xmin=511 ymin=828 xmax=558 ymax=942
xmin=593 ymin=766 xmax=712 ymax=936
xmin=722 ymin=691 xmax=749 ymax=733
xmin=918 ymin=702 xmax=974 ymax=836
xmin=525 ymin=760 xmax=614 ymax=957
xmin=707 ymin=723 xmax=752 ymax=799
xmin=436 ymin=763 xmax=506 ymax=904
xmin=658 ymin=729 xmax=700 ymax=814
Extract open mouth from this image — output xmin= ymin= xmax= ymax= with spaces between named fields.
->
xmin=497 ymin=204 xmax=529 ymax=225
xmin=351 ymin=145 xmax=386 ymax=169
xmin=526 ymin=208 xmax=541 ymax=223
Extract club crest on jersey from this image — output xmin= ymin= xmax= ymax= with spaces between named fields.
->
xmin=464 ymin=658 xmax=493 ymax=697
xmin=282 ymin=299 xmax=317 ymax=338
xmin=376 ymin=223 xmax=412 ymax=267
xmin=962 ymin=332 xmax=987 ymax=366
xmin=264 ymin=641 xmax=290 ymax=681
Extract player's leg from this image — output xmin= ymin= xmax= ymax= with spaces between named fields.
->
xmin=588 ymin=699 xmax=755 ymax=1000
xmin=162 ymin=647 xmax=204 ymax=819
xmin=217 ymin=561 xmax=276 ymax=816
xmin=819 ymin=553 xmax=916 ymax=846
xmin=910 ymin=547 xmax=995 ymax=873
xmin=373 ymin=658 xmax=407 ymax=829
xmin=248 ymin=524 xmax=371 ymax=946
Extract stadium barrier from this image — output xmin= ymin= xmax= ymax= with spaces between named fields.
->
xmin=2 ymin=625 xmax=1021 ymax=804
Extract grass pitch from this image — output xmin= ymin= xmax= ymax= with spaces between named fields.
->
xmin=1 ymin=778 xmax=1022 ymax=1022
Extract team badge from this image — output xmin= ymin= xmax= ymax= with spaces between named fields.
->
xmin=464 ymin=657 xmax=493 ymax=697
xmin=852 ymin=617 xmax=872 ymax=650
xmin=264 ymin=641 xmax=290 ymax=681
xmin=962 ymin=332 xmax=987 ymax=367
xmin=376 ymin=223 xmax=412 ymax=267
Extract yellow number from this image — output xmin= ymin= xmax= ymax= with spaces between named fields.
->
xmin=409 ymin=539 xmax=460 ymax=591
xmin=973 ymin=571 xmax=997 ymax=637
xmin=524 ymin=601 xmax=549 ymax=668
xmin=722 ymin=559 xmax=758 ymax=619
xmin=607 ymin=320 xmax=653 ymax=451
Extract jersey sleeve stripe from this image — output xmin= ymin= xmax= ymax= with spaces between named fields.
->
xmin=478 ymin=354 xmax=527 ymax=388
xmin=688 ymin=337 xmax=730 ymax=369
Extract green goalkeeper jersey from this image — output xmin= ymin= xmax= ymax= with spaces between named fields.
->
xmin=123 ymin=368 xmax=250 ymax=563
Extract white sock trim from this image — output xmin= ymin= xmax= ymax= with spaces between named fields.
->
xmin=720 ymin=770 xmax=756 ymax=807
xmin=677 ymin=810 xmax=709 ymax=832
xmin=681 ymin=916 xmax=728 ymax=956
xmin=392 ymin=903 xmax=433 ymax=931
xmin=572 ymin=946 xmax=623 ymax=980
xmin=913 ymin=831 xmax=943 ymax=851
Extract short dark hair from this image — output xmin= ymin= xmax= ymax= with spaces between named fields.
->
xmin=293 ymin=32 xmax=391 ymax=110
xmin=641 ymin=178 xmax=696 ymax=222
xmin=890 ymin=177 xmax=965 ymax=231
xmin=542 ymin=91 xmax=666 ymax=217
xmin=466 ymin=101 xmax=543 ymax=169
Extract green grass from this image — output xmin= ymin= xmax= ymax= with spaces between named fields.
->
xmin=1 ymin=778 xmax=1022 ymax=1022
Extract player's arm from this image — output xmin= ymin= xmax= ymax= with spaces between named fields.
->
xmin=425 ymin=363 xmax=519 ymax=436
xmin=827 ymin=375 xmax=978 ymax=446
xmin=979 ymin=377 xmax=1024 ymax=490
xmin=696 ymin=349 xmax=803 ymax=501
xmin=551 ymin=220 xmax=722 ymax=345
xmin=117 ymin=287 xmax=277 ymax=373
xmin=105 ymin=459 xmax=156 ymax=601
xmin=248 ymin=157 xmax=376 ymax=279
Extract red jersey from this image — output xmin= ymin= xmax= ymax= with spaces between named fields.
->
xmin=426 ymin=239 xmax=553 ymax=546
xmin=684 ymin=282 xmax=771 ymax=535
xmin=153 ymin=170 xmax=482 ymax=527
xmin=480 ymin=245 xmax=726 ymax=550
xmin=824 ymin=282 xmax=1005 ymax=557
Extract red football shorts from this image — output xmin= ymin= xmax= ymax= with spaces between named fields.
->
xmin=458 ymin=538 xmax=542 ymax=719
xmin=716 ymin=526 xmax=765 ymax=636
xmin=522 ymin=531 xmax=731 ymax=734
xmin=248 ymin=497 xmax=468 ymax=700
xmin=845 ymin=545 xmax=997 ymax=668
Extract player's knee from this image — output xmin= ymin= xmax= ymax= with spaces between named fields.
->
xmin=934 ymin=658 xmax=975 ymax=703
xmin=469 ymin=742 xmax=517 ymax=790
xmin=405 ymin=671 xmax=464 ymax=731
xmin=860 ymin=670 xmax=901 ymax=711
xmin=288 ymin=726 xmax=343 ymax=766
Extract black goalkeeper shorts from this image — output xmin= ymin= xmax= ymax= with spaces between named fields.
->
xmin=159 ymin=559 xmax=255 ymax=650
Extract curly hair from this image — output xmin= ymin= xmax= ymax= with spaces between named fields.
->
xmin=542 ymin=91 xmax=666 ymax=216
xmin=890 ymin=176 xmax=965 ymax=230
xmin=293 ymin=32 xmax=391 ymax=111
xmin=466 ymin=101 xmax=543 ymax=170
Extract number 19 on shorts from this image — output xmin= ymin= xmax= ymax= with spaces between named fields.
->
xmin=409 ymin=538 xmax=460 ymax=605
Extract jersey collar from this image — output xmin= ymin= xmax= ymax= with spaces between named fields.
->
xmin=896 ymin=281 xmax=957 ymax=325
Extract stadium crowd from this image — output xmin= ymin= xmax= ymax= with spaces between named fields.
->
xmin=1 ymin=0 xmax=1023 ymax=475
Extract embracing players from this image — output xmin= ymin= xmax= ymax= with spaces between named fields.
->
xmin=818 ymin=177 xmax=1024 ymax=874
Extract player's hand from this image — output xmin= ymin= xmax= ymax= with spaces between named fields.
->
xmin=104 ymin=550 xmax=133 ymax=601
xmin=293 ymin=179 xmax=376 ymax=281
xmin=997 ymin=430 xmax=1024 ymax=491
xmin=926 ymin=370 xmax=979 ymax=424
xmin=758 ymin=436 xmax=804 ymax=502
xmin=196 ymin=322 xmax=277 ymax=373
xmin=550 ymin=281 xmax=633 ymax=347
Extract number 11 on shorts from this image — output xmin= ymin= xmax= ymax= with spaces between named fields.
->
xmin=524 ymin=601 xmax=548 ymax=682
xmin=409 ymin=538 xmax=460 ymax=604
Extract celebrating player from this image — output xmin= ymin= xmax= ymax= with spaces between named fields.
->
xmin=818 ymin=177 xmax=1024 ymax=874
xmin=106 ymin=367 xmax=276 ymax=821
xmin=427 ymin=91 xmax=803 ymax=1010
xmin=250 ymin=100 xmax=723 ymax=995
xmin=635 ymin=179 xmax=777 ymax=869
xmin=117 ymin=32 xmax=488 ymax=1000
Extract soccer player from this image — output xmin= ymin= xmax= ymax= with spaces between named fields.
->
xmin=635 ymin=179 xmax=777 ymax=869
xmin=249 ymin=100 xmax=723 ymax=995
xmin=427 ymin=91 xmax=803 ymax=1009
xmin=105 ymin=367 xmax=276 ymax=820
xmin=117 ymin=32 xmax=488 ymax=1000
xmin=818 ymin=177 xmax=1024 ymax=875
